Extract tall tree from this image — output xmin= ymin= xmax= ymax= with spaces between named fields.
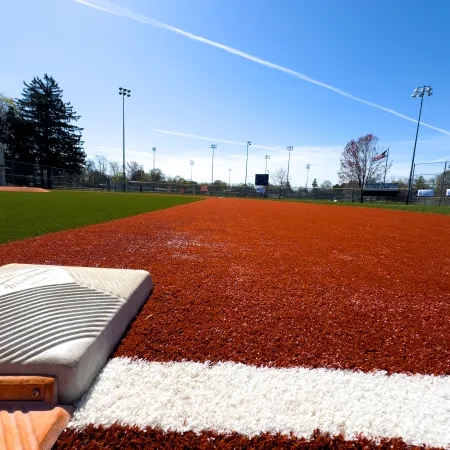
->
xmin=271 ymin=167 xmax=290 ymax=187
xmin=338 ymin=133 xmax=391 ymax=202
xmin=126 ymin=161 xmax=144 ymax=181
xmin=17 ymin=74 xmax=85 ymax=176
xmin=414 ymin=175 xmax=429 ymax=190
xmin=1 ymin=99 xmax=32 ymax=163
xmin=94 ymin=155 xmax=108 ymax=176
xmin=148 ymin=168 xmax=165 ymax=182
xmin=108 ymin=160 xmax=121 ymax=179
xmin=320 ymin=180 xmax=332 ymax=191
xmin=0 ymin=94 xmax=15 ymax=146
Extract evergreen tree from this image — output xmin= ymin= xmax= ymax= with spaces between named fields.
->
xmin=312 ymin=178 xmax=318 ymax=189
xmin=3 ymin=105 xmax=33 ymax=163
xmin=16 ymin=74 xmax=85 ymax=174
xmin=414 ymin=175 xmax=429 ymax=190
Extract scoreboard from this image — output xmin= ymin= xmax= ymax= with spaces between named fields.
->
xmin=255 ymin=174 xmax=269 ymax=186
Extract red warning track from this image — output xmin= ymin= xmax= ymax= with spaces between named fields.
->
xmin=0 ymin=186 xmax=49 ymax=192
xmin=0 ymin=199 xmax=448 ymax=375
xmin=55 ymin=426 xmax=430 ymax=450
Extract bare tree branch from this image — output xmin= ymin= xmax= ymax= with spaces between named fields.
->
xmin=338 ymin=134 xmax=391 ymax=201
xmin=271 ymin=167 xmax=290 ymax=187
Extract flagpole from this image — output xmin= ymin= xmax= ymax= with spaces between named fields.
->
xmin=383 ymin=148 xmax=390 ymax=184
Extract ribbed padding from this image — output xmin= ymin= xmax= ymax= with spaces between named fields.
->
xmin=0 ymin=283 xmax=123 ymax=363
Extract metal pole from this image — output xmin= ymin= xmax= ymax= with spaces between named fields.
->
xmin=286 ymin=146 xmax=293 ymax=187
xmin=244 ymin=141 xmax=251 ymax=197
xmin=265 ymin=157 xmax=268 ymax=174
xmin=245 ymin=143 xmax=249 ymax=186
xmin=210 ymin=145 xmax=216 ymax=185
xmin=229 ymin=168 xmax=231 ymax=187
xmin=406 ymin=91 xmax=425 ymax=205
xmin=122 ymin=93 xmax=125 ymax=192
xmin=153 ymin=148 xmax=156 ymax=170
xmin=438 ymin=161 xmax=447 ymax=206
xmin=383 ymin=148 xmax=390 ymax=184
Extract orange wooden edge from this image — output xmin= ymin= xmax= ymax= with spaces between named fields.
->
xmin=0 ymin=377 xmax=57 ymax=404
xmin=0 ymin=377 xmax=73 ymax=450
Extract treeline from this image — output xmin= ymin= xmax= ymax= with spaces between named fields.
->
xmin=334 ymin=174 xmax=449 ymax=194
xmin=84 ymin=154 xmax=229 ymax=186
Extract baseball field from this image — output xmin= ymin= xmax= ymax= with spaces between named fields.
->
xmin=0 ymin=192 xmax=449 ymax=449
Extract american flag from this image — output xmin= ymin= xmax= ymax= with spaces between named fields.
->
xmin=372 ymin=150 xmax=388 ymax=161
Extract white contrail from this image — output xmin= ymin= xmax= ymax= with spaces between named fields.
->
xmin=73 ymin=0 xmax=450 ymax=137
xmin=154 ymin=129 xmax=285 ymax=151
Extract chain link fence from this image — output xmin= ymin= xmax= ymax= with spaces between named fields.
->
xmin=412 ymin=161 xmax=450 ymax=206
xmin=2 ymin=159 xmax=450 ymax=206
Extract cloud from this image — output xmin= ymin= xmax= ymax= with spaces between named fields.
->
xmin=154 ymin=129 xmax=285 ymax=151
xmin=74 ymin=0 xmax=450 ymax=137
xmin=431 ymin=155 xmax=450 ymax=163
xmin=154 ymin=129 xmax=336 ymax=157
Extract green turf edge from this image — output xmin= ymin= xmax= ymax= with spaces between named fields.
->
xmin=268 ymin=198 xmax=450 ymax=215
xmin=0 ymin=191 xmax=205 ymax=245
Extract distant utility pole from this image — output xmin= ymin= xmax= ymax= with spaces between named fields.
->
xmin=152 ymin=147 xmax=156 ymax=170
xmin=406 ymin=86 xmax=433 ymax=205
xmin=265 ymin=155 xmax=270 ymax=174
xmin=383 ymin=148 xmax=390 ymax=184
xmin=245 ymin=141 xmax=252 ymax=186
xmin=190 ymin=160 xmax=194 ymax=181
xmin=210 ymin=144 xmax=217 ymax=184
xmin=286 ymin=146 xmax=293 ymax=186
xmin=119 ymin=87 xmax=131 ymax=192
xmin=244 ymin=141 xmax=252 ymax=197
xmin=305 ymin=164 xmax=311 ymax=188
xmin=229 ymin=168 xmax=232 ymax=187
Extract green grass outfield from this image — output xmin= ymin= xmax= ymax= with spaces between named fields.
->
xmin=0 ymin=191 xmax=203 ymax=245
xmin=277 ymin=199 xmax=450 ymax=215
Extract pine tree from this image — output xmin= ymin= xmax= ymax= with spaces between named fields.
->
xmin=312 ymin=178 xmax=318 ymax=189
xmin=414 ymin=175 xmax=429 ymax=190
xmin=17 ymin=74 xmax=85 ymax=175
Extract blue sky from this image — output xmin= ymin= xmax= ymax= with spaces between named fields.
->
xmin=2 ymin=0 xmax=450 ymax=185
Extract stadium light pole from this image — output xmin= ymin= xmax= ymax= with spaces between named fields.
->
xmin=265 ymin=155 xmax=270 ymax=174
xmin=406 ymin=86 xmax=433 ymax=205
xmin=119 ymin=87 xmax=131 ymax=192
xmin=210 ymin=144 xmax=217 ymax=184
xmin=190 ymin=160 xmax=194 ymax=181
xmin=244 ymin=141 xmax=252 ymax=198
xmin=152 ymin=147 xmax=156 ymax=170
xmin=229 ymin=168 xmax=232 ymax=187
xmin=286 ymin=146 xmax=293 ymax=187
xmin=245 ymin=141 xmax=252 ymax=186
xmin=305 ymin=164 xmax=311 ymax=188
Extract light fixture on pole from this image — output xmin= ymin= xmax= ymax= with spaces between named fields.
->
xmin=152 ymin=147 xmax=156 ymax=170
xmin=406 ymin=86 xmax=433 ymax=205
xmin=286 ymin=146 xmax=293 ymax=187
xmin=229 ymin=168 xmax=232 ymax=187
xmin=305 ymin=164 xmax=311 ymax=188
xmin=190 ymin=160 xmax=194 ymax=181
xmin=210 ymin=144 xmax=217 ymax=185
xmin=118 ymin=87 xmax=131 ymax=192
xmin=265 ymin=155 xmax=270 ymax=174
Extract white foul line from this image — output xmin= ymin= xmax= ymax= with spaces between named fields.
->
xmin=70 ymin=358 xmax=450 ymax=447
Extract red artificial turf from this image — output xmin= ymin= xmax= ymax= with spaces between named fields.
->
xmin=0 ymin=199 xmax=449 ymax=375
xmin=55 ymin=426 xmax=435 ymax=450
